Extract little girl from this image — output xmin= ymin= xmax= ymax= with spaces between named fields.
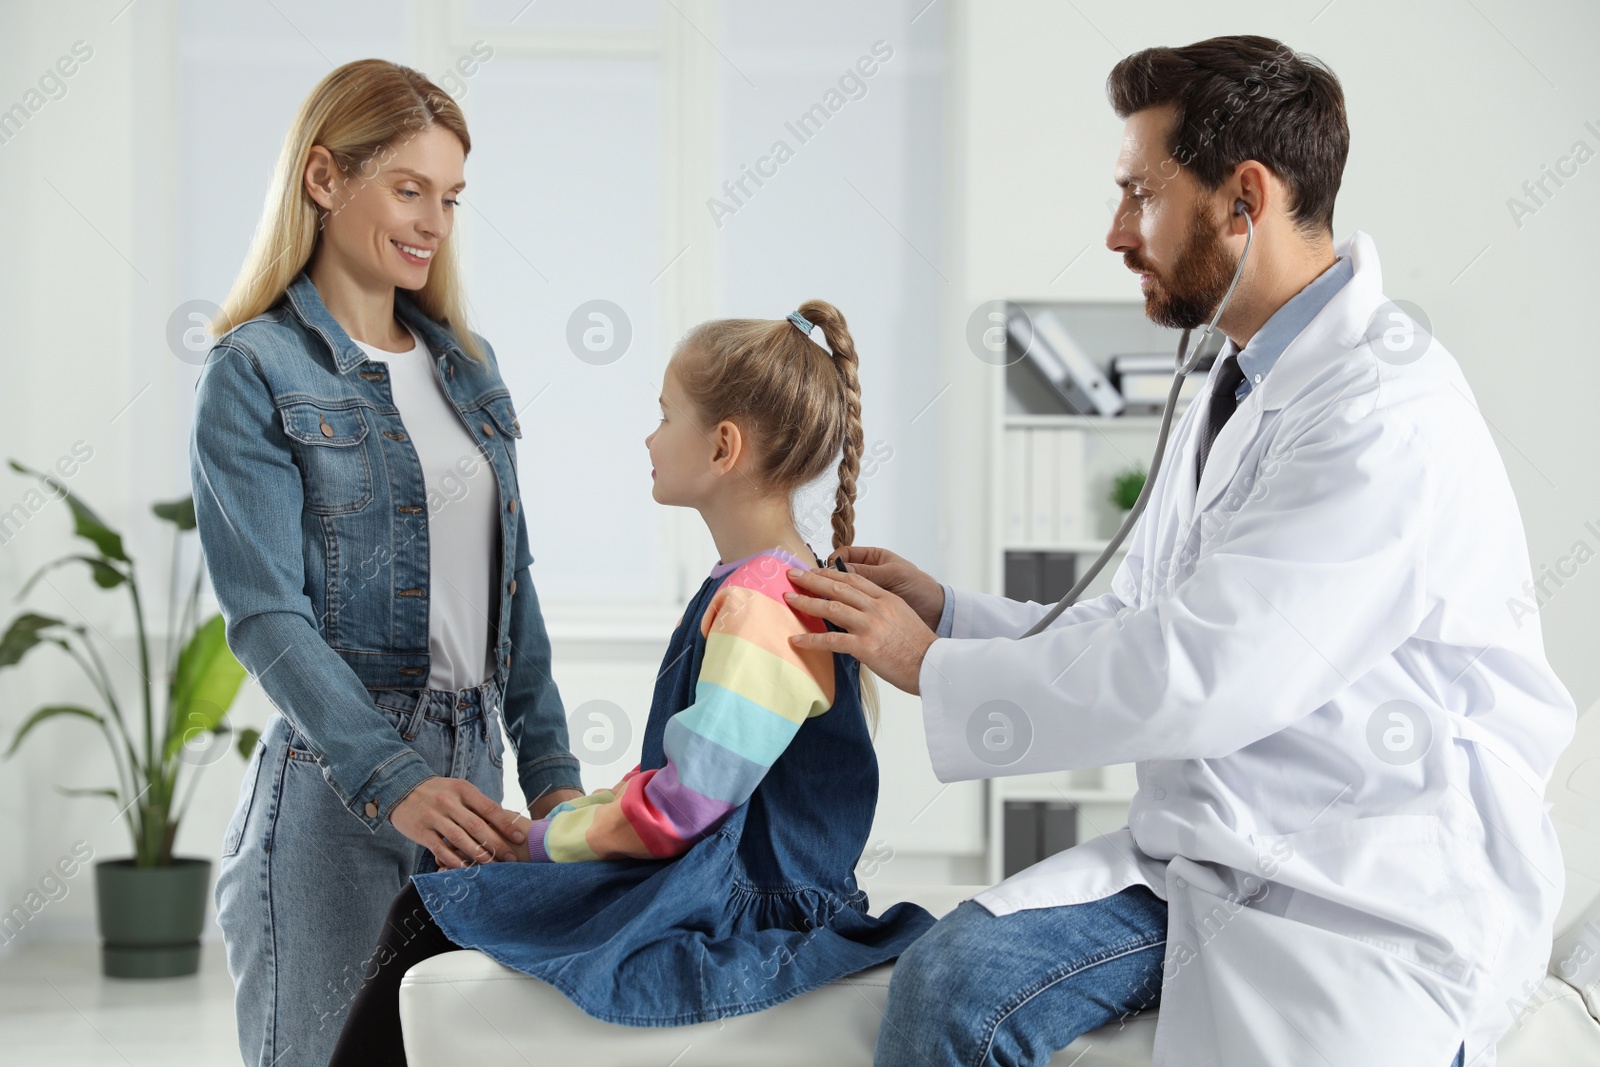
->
xmin=329 ymin=300 xmax=936 ymax=1062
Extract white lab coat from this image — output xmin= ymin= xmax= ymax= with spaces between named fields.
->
xmin=919 ymin=231 xmax=1576 ymax=1067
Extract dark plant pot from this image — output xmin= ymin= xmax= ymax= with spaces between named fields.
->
xmin=93 ymin=857 xmax=212 ymax=978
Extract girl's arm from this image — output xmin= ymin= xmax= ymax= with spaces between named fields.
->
xmin=512 ymin=555 xmax=835 ymax=863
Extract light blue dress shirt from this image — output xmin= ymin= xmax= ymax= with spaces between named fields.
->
xmin=934 ymin=253 xmax=1354 ymax=639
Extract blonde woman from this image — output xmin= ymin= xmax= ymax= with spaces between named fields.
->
xmin=190 ymin=59 xmax=583 ymax=1066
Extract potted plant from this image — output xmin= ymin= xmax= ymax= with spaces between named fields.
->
xmin=1 ymin=460 xmax=252 ymax=978
xmin=1108 ymin=462 xmax=1148 ymax=531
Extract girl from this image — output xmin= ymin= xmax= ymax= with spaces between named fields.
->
xmin=191 ymin=60 xmax=584 ymax=1067
xmin=329 ymin=302 xmax=937 ymax=1062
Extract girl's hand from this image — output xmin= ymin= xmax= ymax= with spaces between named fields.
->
xmin=530 ymin=787 xmax=585 ymax=820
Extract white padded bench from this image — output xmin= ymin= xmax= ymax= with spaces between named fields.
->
xmin=400 ymin=881 xmax=1600 ymax=1066
xmin=402 ymin=708 xmax=1600 ymax=1065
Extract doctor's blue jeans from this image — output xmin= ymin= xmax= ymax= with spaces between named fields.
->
xmin=214 ymin=679 xmax=506 ymax=1067
xmin=873 ymin=886 xmax=1467 ymax=1067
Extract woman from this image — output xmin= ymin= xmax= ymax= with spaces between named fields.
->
xmin=190 ymin=59 xmax=584 ymax=1067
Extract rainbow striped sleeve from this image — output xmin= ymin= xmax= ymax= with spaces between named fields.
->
xmin=523 ymin=554 xmax=836 ymax=863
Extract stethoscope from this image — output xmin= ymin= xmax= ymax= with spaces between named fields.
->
xmin=1018 ymin=199 xmax=1254 ymax=639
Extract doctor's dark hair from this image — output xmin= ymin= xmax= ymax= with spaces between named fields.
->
xmin=1107 ymin=35 xmax=1349 ymax=237
xmin=673 ymin=300 xmax=864 ymax=555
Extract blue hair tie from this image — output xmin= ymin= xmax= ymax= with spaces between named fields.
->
xmin=787 ymin=310 xmax=833 ymax=354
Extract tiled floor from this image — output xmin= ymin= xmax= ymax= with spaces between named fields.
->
xmin=0 ymin=942 xmax=239 ymax=1065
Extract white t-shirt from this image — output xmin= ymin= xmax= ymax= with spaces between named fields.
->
xmin=351 ymin=322 xmax=497 ymax=691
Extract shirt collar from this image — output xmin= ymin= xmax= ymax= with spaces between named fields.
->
xmin=1221 ymin=254 xmax=1354 ymax=402
xmin=283 ymin=269 xmax=466 ymax=375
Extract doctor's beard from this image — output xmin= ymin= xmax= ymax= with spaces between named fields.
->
xmin=1128 ymin=197 xmax=1237 ymax=331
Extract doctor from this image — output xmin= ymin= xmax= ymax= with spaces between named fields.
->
xmin=785 ymin=35 xmax=1575 ymax=1067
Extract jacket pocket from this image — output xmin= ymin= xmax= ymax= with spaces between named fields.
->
xmin=480 ymin=394 xmax=523 ymax=476
xmin=222 ymin=739 xmax=267 ymax=857
xmin=279 ymin=400 xmax=373 ymax=514
xmin=1251 ymin=813 xmax=1478 ymax=980
xmin=483 ymin=394 xmax=523 ymax=440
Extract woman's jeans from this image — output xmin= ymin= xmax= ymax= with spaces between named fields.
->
xmin=874 ymin=886 xmax=1468 ymax=1067
xmin=215 ymin=677 xmax=507 ymax=1067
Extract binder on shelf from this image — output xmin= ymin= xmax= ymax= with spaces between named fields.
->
xmin=1110 ymin=352 xmax=1185 ymax=375
xmin=1008 ymin=307 xmax=1126 ymax=417
xmin=1004 ymin=551 xmax=1077 ymax=604
xmin=1004 ymin=427 xmax=1087 ymax=546
xmin=1005 ymin=428 xmax=1028 ymax=544
xmin=1120 ymin=372 xmax=1205 ymax=411
xmin=1027 ymin=429 xmax=1055 ymax=544
xmin=1054 ymin=430 xmax=1084 ymax=542
xmin=1110 ymin=350 xmax=1213 ymax=415
xmin=1003 ymin=801 xmax=1077 ymax=879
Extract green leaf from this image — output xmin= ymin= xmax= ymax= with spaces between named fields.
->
xmin=236 ymin=727 xmax=261 ymax=758
xmin=0 ymin=612 xmax=67 ymax=668
xmin=17 ymin=557 xmax=122 ymax=597
xmin=56 ymin=785 xmax=120 ymax=802
xmin=165 ymin=615 xmax=247 ymax=763
xmin=5 ymin=704 xmax=104 ymax=759
xmin=152 ymin=497 xmax=196 ymax=531
xmin=7 ymin=460 xmax=128 ymax=562
xmin=18 ymin=555 xmax=128 ymax=599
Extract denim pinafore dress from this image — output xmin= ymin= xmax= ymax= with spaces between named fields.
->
xmin=410 ymin=561 xmax=937 ymax=1026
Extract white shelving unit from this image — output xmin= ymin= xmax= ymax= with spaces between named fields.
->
xmin=980 ymin=303 xmax=1206 ymax=885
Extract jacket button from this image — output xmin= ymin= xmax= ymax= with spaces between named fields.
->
xmin=481 ymin=421 xmax=495 ymax=436
xmin=512 ymin=419 xmax=521 ymax=433
xmin=509 ymin=579 xmax=517 ymax=595
xmin=508 ymin=499 xmax=517 ymax=513
xmin=320 ymin=418 xmax=334 ymax=438
xmin=504 ymin=653 xmax=511 ymax=668
xmin=365 ymin=800 xmax=379 ymax=818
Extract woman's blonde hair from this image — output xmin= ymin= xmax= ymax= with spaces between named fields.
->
xmin=211 ymin=59 xmax=484 ymax=362
xmin=673 ymin=299 xmax=880 ymax=734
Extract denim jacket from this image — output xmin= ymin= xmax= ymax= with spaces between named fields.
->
xmin=189 ymin=270 xmax=582 ymax=832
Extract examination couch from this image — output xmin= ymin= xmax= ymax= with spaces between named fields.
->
xmin=400 ymin=707 xmax=1600 ymax=1065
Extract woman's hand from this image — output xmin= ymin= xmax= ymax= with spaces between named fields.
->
xmin=389 ymin=776 xmax=526 ymax=869
xmin=829 ymin=545 xmax=946 ymax=631
xmin=508 ymin=813 xmax=534 ymax=862
xmin=530 ymin=787 xmax=585 ymax=820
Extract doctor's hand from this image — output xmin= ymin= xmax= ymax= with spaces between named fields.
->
xmin=784 ymin=565 xmax=938 ymax=695
xmin=826 ymin=545 xmax=946 ymax=631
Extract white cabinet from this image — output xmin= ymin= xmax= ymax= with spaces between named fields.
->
xmin=936 ymin=2 xmax=1209 ymax=886
xmin=979 ymin=304 xmax=1196 ymax=883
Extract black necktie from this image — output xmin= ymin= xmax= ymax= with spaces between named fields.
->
xmin=1196 ymin=353 xmax=1246 ymax=487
